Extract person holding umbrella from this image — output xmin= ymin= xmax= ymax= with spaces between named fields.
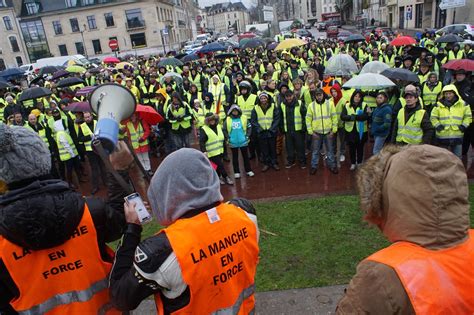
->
xmin=122 ymin=112 xmax=152 ymax=176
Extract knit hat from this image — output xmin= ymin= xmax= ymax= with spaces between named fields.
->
xmin=147 ymin=148 xmax=223 ymax=226
xmin=0 ymin=124 xmax=51 ymax=184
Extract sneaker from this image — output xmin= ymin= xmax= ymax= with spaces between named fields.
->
xmin=225 ymin=176 xmax=234 ymax=185
xmin=340 ymin=155 xmax=346 ymax=162
xmin=310 ymin=167 xmax=317 ymax=175
xmin=350 ymin=164 xmax=357 ymax=171
xmin=300 ymin=163 xmax=307 ymax=169
xmin=234 ymin=173 xmax=241 ymax=179
xmin=272 ymin=164 xmax=280 ymax=171
xmin=261 ymin=165 xmax=270 ymax=172
xmin=285 ymin=162 xmax=296 ymax=169
xmin=246 ymin=171 xmax=255 ymax=177
xmin=219 ymin=177 xmax=225 ymax=185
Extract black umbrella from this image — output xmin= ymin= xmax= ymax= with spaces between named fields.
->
xmin=181 ymin=54 xmax=200 ymax=62
xmin=406 ymin=46 xmax=430 ymax=58
xmin=88 ymin=67 xmax=102 ymax=74
xmin=0 ymin=79 xmax=12 ymax=89
xmin=29 ymin=75 xmax=45 ymax=86
xmin=38 ymin=66 xmax=62 ymax=76
xmin=215 ymin=53 xmax=237 ymax=59
xmin=18 ymin=87 xmax=52 ymax=101
xmin=175 ymin=53 xmax=187 ymax=59
xmin=51 ymin=70 xmax=70 ymax=81
xmin=0 ymin=68 xmax=25 ymax=80
xmin=381 ymin=68 xmax=420 ymax=83
xmin=241 ymin=38 xmax=266 ymax=49
xmin=57 ymin=77 xmax=85 ymax=88
xmin=344 ymin=34 xmax=366 ymax=43
xmin=436 ymin=34 xmax=464 ymax=43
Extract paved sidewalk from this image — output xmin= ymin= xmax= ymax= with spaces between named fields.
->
xmin=133 ymin=285 xmax=346 ymax=314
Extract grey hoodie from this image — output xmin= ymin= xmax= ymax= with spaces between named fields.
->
xmin=147 ymin=148 xmax=223 ymax=226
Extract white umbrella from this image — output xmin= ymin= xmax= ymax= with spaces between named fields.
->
xmin=325 ymin=54 xmax=359 ymax=76
xmin=360 ymin=61 xmax=390 ymax=74
xmin=343 ymin=73 xmax=396 ymax=90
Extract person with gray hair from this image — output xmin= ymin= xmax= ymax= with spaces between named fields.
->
xmin=0 ymin=124 xmax=132 ymax=313
xmin=109 ymin=148 xmax=260 ymax=314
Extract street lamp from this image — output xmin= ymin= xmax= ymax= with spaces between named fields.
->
xmin=80 ymin=24 xmax=88 ymax=58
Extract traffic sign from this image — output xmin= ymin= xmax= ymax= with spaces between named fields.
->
xmin=439 ymin=0 xmax=465 ymax=10
xmin=108 ymin=39 xmax=119 ymax=51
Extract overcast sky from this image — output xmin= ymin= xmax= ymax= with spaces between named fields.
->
xmin=198 ymin=0 xmax=257 ymax=9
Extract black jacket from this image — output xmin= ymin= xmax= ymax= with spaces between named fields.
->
xmin=0 ymin=173 xmax=129 ymax=314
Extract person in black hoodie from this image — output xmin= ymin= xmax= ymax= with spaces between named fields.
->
xmin=0 ymin=124 xmax=131 ymax=314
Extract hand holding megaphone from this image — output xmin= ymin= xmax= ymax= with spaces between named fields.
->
xmin=109 ymin=140 xmax=134 ymax=171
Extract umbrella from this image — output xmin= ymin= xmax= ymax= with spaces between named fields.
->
xmin=344 ymin=34 xmax=366 ymax=43
xmin=160 ymin=72 xmax=183 ymax=86
xmin=38 ymin=66 xmax=62 ymax=76
xmin=103 ymin=56 xmax=120 ymax=64
xmin=325 ymin=54 xmax=359 ymax=76
xmin=181 ymin=54 xmax=200 ymax=62
xmin=65 ymin=101 xmax=91 ymax=113
xmin=199 ymin=42 xmax=226 ymax=53
xmin=436 ymin=34 xmax=464 ymax=43
xmin=116 ymin=62 xmax=133 ymax=70
xmin=381 ymin=68 xmax=420 ymax=83
xmin=343 ymin=73 xmax=396 ymax=89
xmin=175 ymin=53 xmax=187 ymax=59
xmin=223 ymin=40 xmax=239 ymax=49
xmin=158 ymin=57 xmax=184 ymax=67
xmin=0 ymin=79 xmax=12 ymax=89
xmin=275 ymin=38 xmax=307 ymax=51
xmin=76 ymin=86 xmax=97 ymax=97
xmin=267 ymin=42 xmax=278 ymax=50
xmin=66 ymin=65 xmax=86 ymax=73
xmin=442 ymin=59 xmax=474 ymax=71
xmin=390 ymin=36 xmax=416 ymax=46
xmin=136 ymin=104 xmax=164 ymax=125
xmin=51 ymin=70 xmax=70 ymax=81
xmin=406 ymin=46 xmax=430 ymax=58
xmin=215 ymin=53 xmax=237 ymax=59
xmin=18 ymin=87 xmax=52 ymax=101
xmin=57 ymin=77 xmax=85 ymax=88
xmin=360 ymin=61 xmax=390 ymax=74
xmin=0 ymin=68 xmax=25 ymax=80
xmin=241 ymin=38 xmax=265 ymax=49
xmin=88 ymin=67 xmax=102 ymax=74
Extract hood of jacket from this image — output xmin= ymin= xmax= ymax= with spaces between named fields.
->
xmin=227 ymin=104 xmax=242 ymax=116
xmin=357 ymin=145 xmax=469 ymax=250
xmin=439 ymin=84 xmax=462 ymax=106
xmin=0 ymin=179 xmax=84 ymax=250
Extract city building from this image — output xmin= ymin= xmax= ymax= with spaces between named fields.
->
xmin=14 ymin=0 xmax=199 ymax=62
xmin=257 ymin=0 xmax=320 ymax=26
xmin=0 ymin=0 xmax=28 ymax=70
xmin=205 ymin=2 xmax=250 ymax=34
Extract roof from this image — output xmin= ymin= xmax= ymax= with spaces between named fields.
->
xmin=19 ymin=0 xmax=119 ymax=17
xmin=206 ymin=1 xmax=247 ymax=14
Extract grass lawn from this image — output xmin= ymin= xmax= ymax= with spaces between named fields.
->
xmin=111 ymin=186 xmax=474 ymax=292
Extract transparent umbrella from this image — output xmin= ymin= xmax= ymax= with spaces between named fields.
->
xmin=342 ymin=73 xmax=396 ymax=90
xmin=325 ymin=54 xmax=359 ymax=76
xmin=360 ymin=61 xmax=390 ymax=74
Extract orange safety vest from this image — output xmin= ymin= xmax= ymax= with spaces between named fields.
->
xmin=0 ymin=204 xmax=119 ymax=314
xmin=155 ymin=203 xmax=259 ymax=314
xmin=366 ymin=229 xmax=474 ymax=315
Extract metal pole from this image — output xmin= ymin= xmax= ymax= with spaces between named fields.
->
xmin=160 ymin=30 xmax=167 ymax=54
xmin=81 ymin=24 xmax=88 ymax=58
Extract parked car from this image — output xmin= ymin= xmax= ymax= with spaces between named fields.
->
xmin=317 ymin=22 xmax=327 ymax=31
xmin=304 ymin=22 xmax=313 ymax=29
xmin=436 ymin=24 xmax=474 ymax=39
xmin=183 ymin=40 xmax=194 ymax=50
xmin=337 ymin=30 xmax=352 ymax=41
xmin=217 ymin=36 xmax=228 ymax=42
xmin=196 ymin=33 xmax=211 ymax=45
xmin=19 ymin=64 xmax=35 ymax=76
xmin=184 ymin=42 xmax=202 ymax=54
xmin=326 ymin=20 xmax=342 ymax=28
xmin=326 ymin=26 xmax=339 ymax=38
xmin=296 ymin=28 xmax=313 ymax=39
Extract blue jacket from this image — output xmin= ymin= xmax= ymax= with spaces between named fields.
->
xmin=371 ymin=103 xmax=392 ymax=137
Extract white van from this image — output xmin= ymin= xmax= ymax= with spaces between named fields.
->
xmin=34 ymin=54 xmax=91 ymax=70
xmin=196 ymin=34 xmax=211 ymax=45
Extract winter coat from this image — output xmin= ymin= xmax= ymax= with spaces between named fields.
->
xmin=336 ymin=145 xmax=471 ymax=314
xmin=371 ymin=103 xmax=392 ymax=137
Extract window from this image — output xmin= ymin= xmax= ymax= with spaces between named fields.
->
xmin=104 ymin=12 xmax=114 ymax=27
xmin=70 ymin=18 xmax=79 ymax=32
xmin=0 ymin=1 xmax=5 ymax=8
xmin=53 ymin=21 xmax=63 ymax=35
xmin=3 ymin=16 xmax=12 ymax=30
xmin=324 ymin=7 xmax=327 ymax=12
xmin=82 ymin=0 xmax=94 ymax=5
xmin=75 ymin=42 xmax=85 ymax=55
xmin=65 ymin=0 xmax=78 ymax=8
xmin=125 ymin=8 xmax=145 ymax=29
xmin=9 ymin=36 xmax=19 ymax=52
xmin=92 ymin=39 xmax=102 ymax=54
xmin=415 ymin=3 xmax=423 ymax=28
xmin=26 ymin=3 xmax=39 ymax=15
xmin=87 ymin=15 xmax=97 ymax=29
xmin=130 ymin=32 xmax=146 ymax=48
xmin=20 ymin=20 xmax=50 ymax=62
xmin=58 ymin=44 xmax=68 ymax=56
xmin=0 ymin=59 xmax=5 ymax=71
xmin=16 ymin=56 xmax=23 ymax=67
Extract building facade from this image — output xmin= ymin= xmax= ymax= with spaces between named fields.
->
xmin=205 ymin=2 xmax=250 ymax=34
xmin=14 ymin=0 xmax=199 ymax=62
xmin=0 ymin=0 xmax=28 ymax=69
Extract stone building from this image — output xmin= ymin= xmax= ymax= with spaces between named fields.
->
xmin=0 ymin=0 xmax=28 ymax=69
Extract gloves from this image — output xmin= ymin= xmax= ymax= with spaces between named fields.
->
xmin=350 ymin=115 xmax=356 ymax=121
xmin=436 ymin=125 xmax=445 ymax=132
xmin=176 ymin=116 xmax=184 ymax=122
xmin=459 ymin=125 xmax=466 ymax=132
xmin=138 ymin=138 xmax=146 ymax=143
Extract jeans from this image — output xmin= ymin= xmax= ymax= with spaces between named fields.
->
xmin=258 ymin=135 xmax=277 ymax=166
xmin=311 ymin=133 xmax=336 ymax=169
xmin=136 ymin=152 xmax=151 ymax=171
xmin=373 ymin=136 xmax=387 ymax=155
xmin=285 ymin=131 xmax=306 ymax=164
xmin=440 ymin=143 xmax=462 ymax=159
xmin=333 ymin=128 xmax=346 ymax=159
xmin=231 ymin=147 xmax=252 ymax=173
xmin=210 ymin=154 xmax=228 ymax=178
xmin=169 ymin=132 xmax=190 ymax=152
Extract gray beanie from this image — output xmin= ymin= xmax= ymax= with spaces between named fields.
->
xmin=0 ymin=124 xmax=52 ymax=184
xmin=147 ymin=148 xmax=223 ymax=226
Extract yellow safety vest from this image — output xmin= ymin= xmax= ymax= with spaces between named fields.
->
xmin=384 ymin=55 xmax=396 ymax=67
xmin=396 ymin=108 xmax=425 ymax=144
xmin=237 ymin=94 xmax=257 ymax=119
xmin=80 ymin=121 xmax=96 ymax=152
xmin=190 ymin=74 xmax=202 ymax=91
xmin=24 ymin=124 xmax=49 ymax=148
xmin=126 ymin=121 xmax=148 ymax=149
xmin=169 ymin=106 xmax=192 ymax=130
xmin=344 ymin=102 xmax=368 ymax=133
xmin=56 ymin=130 xmax=78 ymax=161
xmin=210 ymin=83 xmax=225 ymax=104
xmin=141 ymin=85 xmax=155 ymax=104
xmin=422 ymin=82 xmax=442 ymax=107
xmin=399 ymin=96 xmax=425 ymax=109
xmin=225 ymin=115 xmax=248 ymax=134
xmin=281 ymin=101 xmax=303 ymax=132
xmin=431 ymin=100 xmax=472 ymax=140
xmin=364 ymin=95 xmax=377 ymax=108
xmin=448 ymin=50 xmax=464 ymax=61
xmin=254 ymin=104 xmax=275 ymax=130
xmin=307 ymin=100 xmax=337 ymax=135
xmin=202 ymin=125 xmax=225 ymax=158
xmin=85 ymin=76 xmax=96 ymax=86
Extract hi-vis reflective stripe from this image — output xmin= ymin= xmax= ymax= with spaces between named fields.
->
xmin=211 ymin=284 xmax=255 ymax=315
xmin=18 ymin=278 xmax=108 ymax=315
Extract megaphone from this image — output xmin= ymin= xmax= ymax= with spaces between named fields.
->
xmin=89 ymin=83 xmax=136 ymax=153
